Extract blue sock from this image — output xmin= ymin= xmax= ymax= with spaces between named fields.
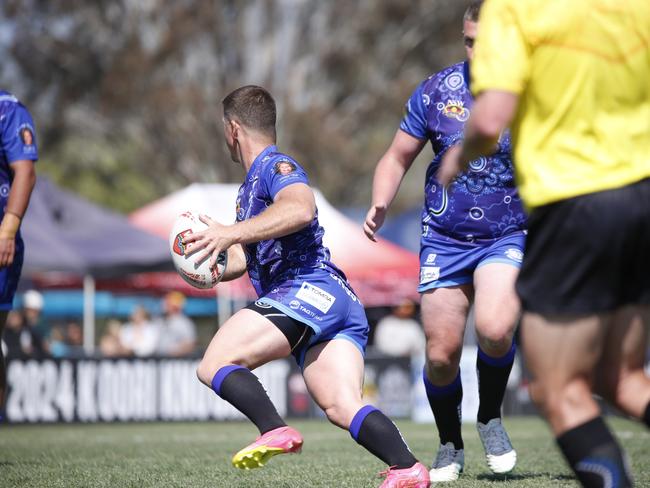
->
xmin=211 ymin=365 xmax=285 ymax=435
xmin=423 ymin=369 xmax=463 ymax=449
xmin=476 ymin=341 xmax=516 ymax=424
xmin=349 ymin=405 xmax=417 ymax=469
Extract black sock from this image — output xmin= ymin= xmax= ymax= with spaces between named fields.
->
xmin=644 ymin=401 xmax=650 ymax=429
xmin=423 ymin=369 xmax=464 ymax=449
xmin=211 ymin=365 xmax=286 ymax=435
xmin=557 ymin=417 xmax=632 ymax=488
xmin=349 ymin=405 xmax=417 ymax=469
xmin=476 ymin=342 xmax=515 ymax=424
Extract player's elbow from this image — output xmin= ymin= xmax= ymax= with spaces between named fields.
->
xmin=294 ymin=203 xmax=315 ymax=228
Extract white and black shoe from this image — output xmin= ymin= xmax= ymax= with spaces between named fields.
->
xmin=477 ymin=418 xmax=517 ymax=474
xmin=429 ymin=442 xmax=464 ymax=481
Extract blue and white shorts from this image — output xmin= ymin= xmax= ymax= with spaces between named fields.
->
xmin=257 ymin=268 xmax=369 ymax=367
xmin=418 ymin=230 xmax=525 ymax=292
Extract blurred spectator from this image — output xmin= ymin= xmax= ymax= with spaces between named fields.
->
xmin=1 ymin=310 xmax=29 ymax=359
xmin=156 ymin=292 xmax=197 ymax=357
xmin=99 ymin=319 xmax=127 ymax=357
xmin=23 ymin=290 xmax=49 ymax=340
xmin=374 ymin=299 xmax=425 ymax=357
xmin=48 ymin=325 xmax=69 ymax=358
xmin=120 ymin=305 xmax=159 ymax=357
xmin=65 ymin=321 xmax=85 ymax=358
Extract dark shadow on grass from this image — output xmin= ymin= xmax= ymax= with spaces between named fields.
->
xmin=477 ymin=472 xmax=575 ymax=482
xmin=0 ymin=461 xmax=14 ymax=466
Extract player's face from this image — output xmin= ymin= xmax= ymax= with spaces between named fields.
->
xmin=463 ymin=20 xmax=478 ymax=61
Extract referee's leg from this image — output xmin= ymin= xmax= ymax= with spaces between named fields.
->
xmin=596 ymin=305 xmax=650 ymax=425
xmin=523 ymin=312 xmax=633 ymax=487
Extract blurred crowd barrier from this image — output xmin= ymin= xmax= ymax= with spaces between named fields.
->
xmin=4 ymin=347 xmax=535 ymax=424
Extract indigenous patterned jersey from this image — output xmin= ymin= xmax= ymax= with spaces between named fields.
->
xmin=0 ymin=90 xmax=37 ymax=309
xmin=235 ymin=144 xmax=343 ymax=296
xmin=400 ymin=62 xmax=526 ymax=242
xmin=0 ymin=91 xmax=38 ymax=214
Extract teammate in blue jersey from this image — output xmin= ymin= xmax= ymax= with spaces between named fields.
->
xmin=364 ymin=2 xmax=522 ymax=481
xmin=0 ymin=91 xmax=37 ymax=420
xmin=184 ymin=85 xmax=430 ymax=488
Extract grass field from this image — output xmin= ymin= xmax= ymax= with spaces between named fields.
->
xmin=0 ymin=416 xmax=648 ymax=487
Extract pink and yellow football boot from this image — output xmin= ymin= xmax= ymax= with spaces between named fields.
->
xmin=231 ymin=426 xmax=303 ymax=470
xmin=378 ymin=462 xmax=431 ymax=488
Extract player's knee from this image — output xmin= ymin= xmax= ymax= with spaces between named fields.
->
xmin=196 ymin=360 xmax=215 ymax=386
xmin=476 ymin=319 xmax=514 ymax=351
xmin=196 ymin=357 xmax=242 ymax=386
xmin=425 ymin=344 xmax=459 ymax=373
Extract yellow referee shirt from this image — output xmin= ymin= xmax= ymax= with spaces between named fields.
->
xmin=472 ymin=0 xmax=650 ymax=209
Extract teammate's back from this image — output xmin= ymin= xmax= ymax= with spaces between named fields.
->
xmin=474 ymin=0 xmax=650 ymax=207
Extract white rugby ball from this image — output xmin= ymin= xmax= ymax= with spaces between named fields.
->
xmin=169 ymin=211 xmax=227 ymax=289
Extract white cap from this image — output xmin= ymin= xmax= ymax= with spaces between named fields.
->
xmin=23 ymin=290 xmax=44 ymax=310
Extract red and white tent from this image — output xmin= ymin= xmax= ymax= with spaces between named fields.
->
xmin=128 ymin=183 xmax=419 ymax=307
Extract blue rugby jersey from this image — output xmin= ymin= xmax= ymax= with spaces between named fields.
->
xmin=0 ymin=91 xmax=38 ymax=201
xmin=0 ymin=91 xmax=38 ymax=240
xmin=235 ymin=145 xmax=344 ymax=296
xmin=400 ymin=62 xmax=526 ymax=242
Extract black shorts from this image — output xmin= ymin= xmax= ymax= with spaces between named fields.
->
xmin=516 ymin=177 xmax=650 ymax=315
xmin=245 ymin=301 xmax=313 ymax=358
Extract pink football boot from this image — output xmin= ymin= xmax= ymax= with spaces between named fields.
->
xmin=378 ymin=462 xmax=431 ymax=488
xmin=231 ymin=426 xmax=303 ymax=469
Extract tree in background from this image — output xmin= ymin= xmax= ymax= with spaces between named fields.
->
xmin=0 ymin=0 xmax=467 ymax=213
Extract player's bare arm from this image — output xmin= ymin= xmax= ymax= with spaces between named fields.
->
xmin=0 ymin=159 xmax=36 ymax=267
xmin=364 ymin=130 xmax=425 ymax=241
xmin=218 ymin=243 xmax=246 ymax=282
xmin=438 ymin=91 xmax=517 ymax=187
xmin=186 ymin=183 xmax=315 ymax=268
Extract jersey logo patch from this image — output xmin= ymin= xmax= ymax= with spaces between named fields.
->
xmin=274 ymin=160 xmax=296 ymax=176
xmin=295 ymin=281 xmax=335 ymax=314
xmin=504 ymin=248 xmax=523 ymax=263
xmin=437 ymin=100 xmax=470 ymax=122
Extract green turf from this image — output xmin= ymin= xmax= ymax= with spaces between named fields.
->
xmin=0 ymin=417 xmax=647 ymax=487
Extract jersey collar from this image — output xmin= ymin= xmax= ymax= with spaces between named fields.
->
xmin=463 ymin=61 xmax=471 ymax=92
xmin=247 ymin=144 xmax=278 ymax=180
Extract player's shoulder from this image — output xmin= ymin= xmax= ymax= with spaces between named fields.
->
xmin=420 ymin=61 xmax=466 ymax=95
xmin=0 ymin=91 xmax=21 ymax=113
xmin=261 ymin=149 xmax=303 ymax=175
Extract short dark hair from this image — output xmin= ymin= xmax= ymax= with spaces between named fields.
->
xmin=222 ymin=85 xmax=276 ymax=139
xmin=464 ymin=1 xmax=483 ymax=22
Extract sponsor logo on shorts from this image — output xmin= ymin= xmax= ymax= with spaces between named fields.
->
xmin=505 ymin=248 xmax=523 ymax=263
xmin=295 ymin=281 xmax=336 ymax=313
xmin=255 ymin=300 xmax=273 ymax=309
xmin=425 ymin=253 xmax=437 ymax=264
xmin=289 ymin=299 xmax=301 ymax=310
xmin=420 ymin=266 xmax=440 ymax=284
xmin=328 ymin=273 xmax=359 ymax=303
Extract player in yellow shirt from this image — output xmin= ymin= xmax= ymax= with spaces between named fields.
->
xmin=438 ymin=1 xmax=650 ymax=487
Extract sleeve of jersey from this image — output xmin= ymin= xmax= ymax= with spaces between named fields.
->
xmin=471 ymin=0 xmax=531 ymax=96
xmin=398 ymin=82 xmax=428 ymax=140
xmin=264 ymin=158 xmax=310 ymax=200
xmin=2 ymin=103 xmax=38 ymax=163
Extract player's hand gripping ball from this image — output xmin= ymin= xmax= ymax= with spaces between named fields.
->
xmin=169 ymin=211 xmax=227 ymax=289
